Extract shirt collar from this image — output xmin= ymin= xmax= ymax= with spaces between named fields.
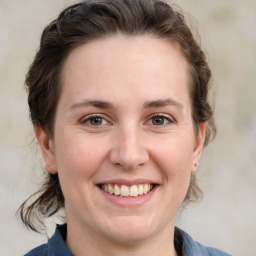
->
xmin=47 ymin=224 xmax=73 ymax=256
xmin=47 ymin=224 xmax=229 ymax=256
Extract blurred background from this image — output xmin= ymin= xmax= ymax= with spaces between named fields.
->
xmin=0 ymin=0 xmax=255 ymax=255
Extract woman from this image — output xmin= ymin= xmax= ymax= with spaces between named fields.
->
xmin=19 ymin=0 xmax=231 ymax=255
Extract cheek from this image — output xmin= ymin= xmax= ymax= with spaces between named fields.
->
xmin=152 ymin=134 xmax=195 ymax=175
xmin=54 ymin=133 xmax=109 ymax=184
xmin=150 ymin=136 xmax=194 ymax=213
xmin=151 ymin=134 xmax=195 ymax=200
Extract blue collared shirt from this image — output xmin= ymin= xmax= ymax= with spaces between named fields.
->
xmin=24 ymin=224 xmax=232 ymax=256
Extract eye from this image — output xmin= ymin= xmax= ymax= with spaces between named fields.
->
xmin=80 ymin=114 xmax=109 ymax=126
xmin=148 ymin=114 xmax=174 ymax=126
xmin=89 ymin=116 xmax=104 ymax=125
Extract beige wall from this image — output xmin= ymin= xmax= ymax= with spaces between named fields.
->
xmin=0 ymin=1 xmax=255 ymax=255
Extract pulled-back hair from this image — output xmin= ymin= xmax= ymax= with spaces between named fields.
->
xmin=18 ymin=0 xmax=216 ymax=233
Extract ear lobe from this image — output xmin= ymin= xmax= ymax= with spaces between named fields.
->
xmin=34 ymin=125 xmax=57 ymax=174
xmin=191 ymin=123 xmax=205 ymax=174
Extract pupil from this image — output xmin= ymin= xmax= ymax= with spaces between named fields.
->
xmin=90 ymin=117 xmax=102 ymax=125
xmin=153 ymin=116 xmax=164 ymax=125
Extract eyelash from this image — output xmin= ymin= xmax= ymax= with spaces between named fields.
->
xmin=80 ymin=114 xmax=110 ymax=127
xmin=146 ymin=114 xmax=174 ymax=126
xmin=80 ymin=113 xmax=174 ymax=127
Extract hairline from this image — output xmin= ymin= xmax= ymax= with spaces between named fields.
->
xmin=48 ymin=33 xmax=198 ymax=138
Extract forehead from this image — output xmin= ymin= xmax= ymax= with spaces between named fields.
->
xmin=60 ymin=35 xmax=190 ymax=107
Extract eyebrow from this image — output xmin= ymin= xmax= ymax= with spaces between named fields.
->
xmin=70 ymin=100 xmax=114 ymax=111
xmin=143 ymin=98 xmax=184 ymax=109
xmin=69 ymin=98 xmax=183 ymax=111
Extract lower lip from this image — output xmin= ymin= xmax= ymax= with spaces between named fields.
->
xmin=97 ymin=185 xmax=158 ymax=207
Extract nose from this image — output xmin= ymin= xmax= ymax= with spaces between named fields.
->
xmin=109 ymin=126 xmax=149 ymax=170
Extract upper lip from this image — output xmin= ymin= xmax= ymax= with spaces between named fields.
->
xmin=98 ymin=179 xmax=159 ymax=186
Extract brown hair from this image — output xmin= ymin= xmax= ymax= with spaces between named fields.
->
xmin=18 ymin=0 xmax=216 ymax=232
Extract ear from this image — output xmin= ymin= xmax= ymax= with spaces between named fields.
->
xmin=34 ymin=125 xmax=57 ymax=174
xmin=191 ymin=123 xmax=205 ymax=174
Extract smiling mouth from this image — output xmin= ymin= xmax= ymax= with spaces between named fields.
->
xmin=99 ymin=184 xmax=155 ymax=197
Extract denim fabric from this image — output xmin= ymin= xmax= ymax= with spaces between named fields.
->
xmin=175 ymin=227 xmax=232 ymax=256
xmin=24 ymin=224 xmax=231 ymax=256
xmin=24 ymin=225 xmax=73 ymax=256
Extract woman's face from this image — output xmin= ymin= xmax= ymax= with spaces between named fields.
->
xmin=37 ymin=36 xmax=204 ymax=244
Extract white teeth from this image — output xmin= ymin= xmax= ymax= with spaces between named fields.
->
xmin=143 ymin=184 xmax=149 ymax=194
xmin=108 ymin=184 xmax=114 ymax=194
xmin=130 ymin=185 xmax=138 ymax=197
xmin=114 ymin=184 xmax=120 ymax=195
xmin=102 ymin=183 xmax=153 ymax=197
xmin=138 ymin=184 xmax=144 ymax=195
xmin=120 ymin=185 xmax=129 ymax=196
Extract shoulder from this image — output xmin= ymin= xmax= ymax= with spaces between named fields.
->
xmin=190 ymin=241 xmax=232 ymax=256
xmin=24 ymin=244 xmax=48 ymax=256
xmin=175 ymin=227 xmax=232 ymax=256
xmin=23 ymin=224 xmax=73 ymax=256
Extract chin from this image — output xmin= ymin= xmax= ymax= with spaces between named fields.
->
xmin=101 ymin=215 xmax=158 ymax=244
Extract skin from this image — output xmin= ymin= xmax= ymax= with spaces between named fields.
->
xmin=35 ymin=35 xmax=205 ymax=256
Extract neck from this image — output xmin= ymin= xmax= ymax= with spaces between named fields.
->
xmin=66 ymin=220 xmax=178 ymax=256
